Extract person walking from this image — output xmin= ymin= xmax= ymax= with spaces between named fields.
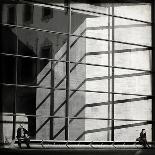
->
xmin=136 ymin=129 xmax=150 ymax=148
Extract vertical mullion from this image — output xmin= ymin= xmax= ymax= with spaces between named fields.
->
xmin=65 ymin=1 xmax=71 ymax=141
xmin=12 ymin=4 xmax=18 ymax=140
xmin=152 ymin=1 xmax=155 ymax=141
xmin=111 ymin=3 xmax=115 ymax=141
xmin=50 ymin=46 xmax=54 ymax=139
xmin=107 ymin=5 xmax=111 ymax=141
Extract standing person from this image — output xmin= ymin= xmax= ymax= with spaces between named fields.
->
xmin=136 ymin=129 xmax=150 ymax=148
xmin=16 ymin=124 xmax=30 ymax=148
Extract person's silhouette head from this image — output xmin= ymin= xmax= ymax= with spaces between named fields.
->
xmin=19 ymin=124 xmax=23 ymax=128
xmin=142 ymin=129 xmax=146 ymax=134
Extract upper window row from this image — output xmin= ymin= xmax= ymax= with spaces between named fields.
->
xmin=7 ymin=4 xmax=53 ymax=25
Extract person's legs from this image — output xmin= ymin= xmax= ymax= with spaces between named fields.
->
xmin=24 ymin=137 xmax=30 ymax=148
xmin=145 ymin=139 xmax=150 ymax=148
xmin=17 ymin=138 xmax=22 ymax=148
xmin=139 ymin=139 xmax=146 ymax=148
xmin=142 ymin=139 xmax=147 ymax=148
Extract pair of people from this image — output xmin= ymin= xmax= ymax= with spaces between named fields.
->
xmin=17 ymin=126 xmax=149 ymax=149
xmin=136 ymin=129 xmax=150 ymax=148
xmin=16 ymin=124 xmax=30 ymax=148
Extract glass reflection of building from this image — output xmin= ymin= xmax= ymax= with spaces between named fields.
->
xmin=0 ymin=0 xmax=153 ymax=143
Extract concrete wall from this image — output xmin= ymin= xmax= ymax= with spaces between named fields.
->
xmin=114 ymin=4 xmax=152 ymax=142
xmin=85 ymin=14 xmax=111 ymax=141
xmin=84 ymin=4 xmax=152 ymax=141
xmin=36 ymin=19 xmax=86 ymax=140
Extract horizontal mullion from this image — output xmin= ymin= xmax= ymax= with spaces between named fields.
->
xmin=0 ymin=82 xmax=152 ymax=97
xmin=1 ymin=23 xmax=67 ymax=36
xmin=86 ymin=71 xmax=151 ymax=81
xmin=17 ymin=0 xmax=67 ymax=9
xmin=17 ymin=0 xmax=152 ymax=24
xmin=1 ymin=113 xmax=154 ymax=122
xmin=0 ymin=52 xmax=152 ymax=72
xmin=71 ymin=88 xmax=152 ymax=97
xmin=1 ymin=23 xmax=152 ymax=48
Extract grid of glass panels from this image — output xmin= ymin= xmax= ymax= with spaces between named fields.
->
xmin=0 ymin=0 xmax=152 ymax=142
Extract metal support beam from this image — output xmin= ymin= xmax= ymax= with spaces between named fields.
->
xmin=107 ymin=5 xmax=111 ymax=141
xmin=12 ymin=8 xmax=18 ymax=140
xmin=111 ymin=4 xmax=115 ymax=141
xmin=152 ymin=1 xmax=155 ymax=142
xmin=65 ymin=0 xmax=71 ymax=140
xmin=50 ymin=48 xmax=54 ymax=140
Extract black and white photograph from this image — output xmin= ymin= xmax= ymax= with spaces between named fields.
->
xmin=0 ymin=0 xmax=155 ymax=155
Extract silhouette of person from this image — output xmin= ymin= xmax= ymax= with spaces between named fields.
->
xmin=16 ymin=124 xmax=30 ymax=148
xmin=136 ymin=129 xmax=150 ymax=148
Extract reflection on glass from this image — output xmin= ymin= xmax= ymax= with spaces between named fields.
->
xmin=7 ymin=5 xmax=16 ymax=25
xmin=23 ymin=4 xmax=34 ymax=25
xmin=0 ymin=55 xmax=16 ymax=84
xmin=114 ymin=93 xmax=152 ymax=141
xmin=114 ymin=3 xmax=151 ymax=22
xmin=0 ymin=85 xmax=16 ymax=142
xmin=1 ymin=27 xmax=17 ymax=54
xmin=0 ymin=85 xmax=15 ymax=113
xmin=18 ymin=3 xmax=69 ymax=33
xmin=17 ymin=57 xmax=37 ymax=85
xmin=70 ymin=36 xmax=110 ymax=66
xmin=17 ymin=28 xmax=67 ymax=59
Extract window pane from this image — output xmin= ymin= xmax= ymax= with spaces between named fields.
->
xmin=1 ymin=27 xmax=17 ymax=54
xmin=16 ymin=87 xmax=36 ymax=137
xmin=36 ymin=5 xmax=69 ymax=33
xmin=71 ymin=2 xmax=109 ymax=15
xmin=0 ymin=85 xmax=15 ymax=142
xmin=77 ymin=119 xmax=111 ymax=141
xmin=7 ymin=5 xmax=16 ymax=25
xmin=114 ymin=18 xmax=151 ymax=47
xmin=0 ymin=85 xmax=15 ymax=113
xmin=17 ymin=4 xmax=69 ymax=34
xmin=69 ymin=119 xmax=85 ymax=141
xmin=17 ymin=57 xmax=37 ymax=85
xmin=114 ymin=68 xmax=151 ymax=95
xmin=70 ymin=36 xmax=110 ymax=66
xmin=114 ymin=94 xmax=152 ymax=141
xmin=114 ymin=44 xmax=152 ymax=70
xmin=42 ymin=7 xmax=53 ymax=20
xmin=0 ymin=55 xmax=16 ymax=84
xmin=114 ymin=3 xmax=151 ymax=22
xmin=23 ymin=4 xmax=34 ymax=24
xmin=17 ymin=28 xmax=67 ymax=58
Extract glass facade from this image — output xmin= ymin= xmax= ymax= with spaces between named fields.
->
xmin=0 ymin=0 xmax=152 ymax=143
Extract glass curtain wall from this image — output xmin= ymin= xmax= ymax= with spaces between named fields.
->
xmin=0 ymin=0 xmax=152 ymax=142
